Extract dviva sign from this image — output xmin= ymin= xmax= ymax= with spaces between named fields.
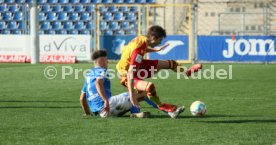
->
xmin=39 ymin=35 xmax=91 ymax=61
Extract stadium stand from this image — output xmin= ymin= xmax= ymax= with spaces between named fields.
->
xmin=0 ymin=0 xmax=156 ymax=35
xmin=2 ymin=0 xmax=272 ymax=36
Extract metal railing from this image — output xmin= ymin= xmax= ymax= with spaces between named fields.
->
xmin=196 ymin=1 xmax=275 ymax=36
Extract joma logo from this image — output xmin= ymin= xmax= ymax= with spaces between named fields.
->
xmin=223 ymin=39 xmax=276 ymax=58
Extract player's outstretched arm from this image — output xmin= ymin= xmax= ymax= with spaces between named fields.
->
xmin=95 ymin=78 xmax=110 ymax=113
xmin=80 ymin=92 xmax=91 ymax=115
xmin=146 ymin=43 xmax=170 ymax=53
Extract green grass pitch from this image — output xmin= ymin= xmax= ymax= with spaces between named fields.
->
xmin=0 ymin=63 xmax=275 ymax=145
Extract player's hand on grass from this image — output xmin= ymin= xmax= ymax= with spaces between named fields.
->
xmin=103 ymin=100 xmax=110 ymax=112
xmin=99 ymin=101 xmax=110 ymax=118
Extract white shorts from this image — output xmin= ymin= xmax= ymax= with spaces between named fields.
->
xmin=100 ymin=92 xmax=132 ymax=117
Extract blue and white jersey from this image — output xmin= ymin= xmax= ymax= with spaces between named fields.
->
xmin=81 ymin=67 xmax=111 ymax=112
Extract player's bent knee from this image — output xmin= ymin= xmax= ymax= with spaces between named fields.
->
xmin=145 ymin=82 xmax=162 ymax=105
xmin=145 ymin=82 xmax=157 ymax=96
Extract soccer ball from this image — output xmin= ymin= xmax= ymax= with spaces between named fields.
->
xmin=190 ymin=101 xmax=207 ymax=116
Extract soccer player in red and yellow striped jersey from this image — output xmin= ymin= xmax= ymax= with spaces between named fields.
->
xmin=116 ymin=25 xmax=202 ymax=117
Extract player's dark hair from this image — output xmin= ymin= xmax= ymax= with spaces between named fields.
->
xmin=91 ymin=50 xmax=107 ymax=61
xmin=147 ymin=25 xmax=167 ymax=38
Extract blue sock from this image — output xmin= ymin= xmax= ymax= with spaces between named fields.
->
xmin=130 ymin=106 xmax=140 ymax=113
xmin=130 ymin=97 xmax=158 ymax=113
xmin=145 ymin=97 xmax=158 ymax=109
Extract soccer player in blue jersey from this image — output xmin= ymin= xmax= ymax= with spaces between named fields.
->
xmin=79 ymin=50 xmax=184 ymax=118
xmin=80 ymin=50 xmax=153 ymax=118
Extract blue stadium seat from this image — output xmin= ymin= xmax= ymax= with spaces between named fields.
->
xmin=39 ymin=12 xmax=46 ymax=21
xmin=0 ymin=5 xmax=7 ymax=12
xmin=8 ymin=21 xmax=18 ymax=30
xmin=40 ymin=21 xmax=51 ymax=30
xmin=125 ymin=13 xmax=136 ymax=21
xmin=39 ymin=30 xmax=44 ymax=34
xmin=47 ymin=30 xmax=56 ymax=34
xmin=0 ymin=0 xmax=4 ymax=3
xmin=52 ymin=21 xmax=62 ymax=30
xmin=135 ymin=0 xmax=145 ymax=3
xmin=3 ymin=30 xmax=11 ymax=34
xmin=134 ymin=21 xmax=138 ymax=28
xmin=69 ymin=13 xmax=79 ymax=21
xmin=121 ymin=21 xmax=129 ymax=30
xmin=80 ymin=30 xmax=90 ymax=35
xmin=5 ymin=0 xmax=15 ymax=3
xmin=0 ymin=22 xmax=7 ymax=30
xmin=103 ymin=30 xmax=113 ymax=35
xmin=99 ymin=6 xmax=107 ymax=12
xmin=80 ymin=0 xmax=89 ymax=3
xmin=108 ymin=6 xmax=117 ymax=12
xmin=102 ymin=0 xmax=112 ymax=3
xmin=9 ymin=5 xmax=19 ymax=12
xmin=113 ymin=0 xmax=124 ymax=3
xmin=46 ymin=12 xmax=57 ymax=21
xmin=102 ymin=12 xmax=112 ymax=21
xmin=80 ymin=12 xmax=90 ymax=21
xmin=85 ymin=5 xmax=94 ymax=12
xmin=41 ymin=5 xmax=51 ymax=12
xmin=74 ymin=5 xmax=84 ymax=12
xmin=86 ymin=21 xmax=94 ymax=29
xmin=58 ymin=0 xmax=68 ymax=3
xmin=47 ymin=0 xmax=58 ymax=3
xmin=69 ymin=30 xmax=78 ymax=34
xmin=64 ymin=21 xmax=74 ymax=30
xmin=100 ymin=21 xmax=107 ymax=30
xmin=125 ymin=29 xmax=136 ymax=35
xmin=63 ymin=5 xmax=72 ymax=12
xmin=115 ymin=30 xmax=124 ymax=35
xmin=3 ymin=12 xmax=12 ymax=21
xmin=118 ymin=6 xmax=128 ymax=12
xmin=147 ymin=0 xmax=155 ymax=3
xmin=91 ymin=0 xmax=101 ymax=3
xmin=69 ymin=0 xmax=79 ymax=3
xmin=52 ymin=5 xmax=62 ymax=12
xmin=57 ymin=30 xmax=67 ymax=34
xmin=57 ymin=12 xmax=67 ymax=21
xmin=129 ymin=6 xmax=138 ymax=12
xmin=14 ymin=12 xmax=23 ymax=21
xmin=109 ymin=21 xmax=119 ymax=30
xmin=124 ymin=0 xmax=134 ymax=3
xmin=25 ymin=0 xmax=33 ymax=3
xmin=75 ymin=21 xmax=84 ymax=30
xmin=114 ymin=12 xmax=123 ymax=21
xmin=13 ymin=30 xmax=22 ymax=34
xmin=38 ymin=0 xmax=47 ymax=3
xmin=15 ymin=0 xmax=25 ymax=3
xmin=18 ymin=21 xmax=25 ymax=29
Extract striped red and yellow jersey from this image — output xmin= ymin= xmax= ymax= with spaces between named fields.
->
xmin=116 ymin=35 xmax=148 ymax=76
